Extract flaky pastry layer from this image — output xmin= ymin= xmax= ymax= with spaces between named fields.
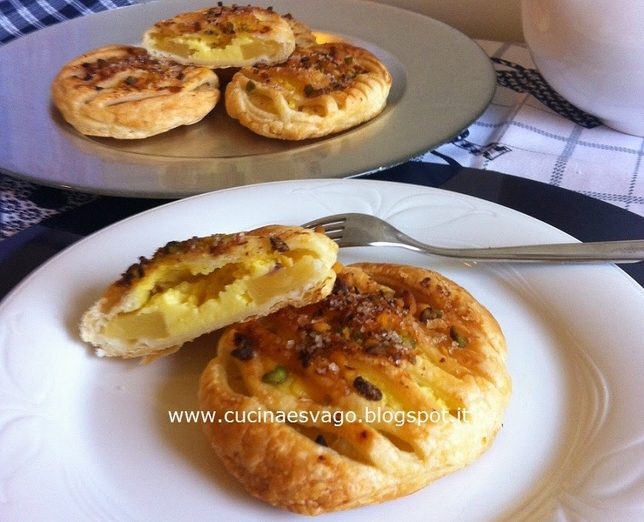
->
xmin=199 ymin=263 xmax=511 ymax=514
xmin=51 ymin=45 xmax=220 ymax=139
xmin=225 ymin=42 xmax=392 ymax=140
xmin=79 ymin=225 xmax=338 ymax=361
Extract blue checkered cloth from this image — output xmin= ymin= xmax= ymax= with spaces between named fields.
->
xmin=0 ymin=0 xmax=134 ymax=45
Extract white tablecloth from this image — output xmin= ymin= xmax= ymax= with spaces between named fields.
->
xmin=424 ymin=40 xmax=644 ymax=218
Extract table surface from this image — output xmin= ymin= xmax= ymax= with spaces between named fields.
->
xmin=3 ymin=161 xmax=644 ymax=303
xmin=3 ymin=37 xmax=644 ymax=233
xmin=1 ymin=3 xmax=644 ymax=297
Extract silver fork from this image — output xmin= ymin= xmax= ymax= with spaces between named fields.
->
xmin=302 ymin=213 xmax=644 ymax=263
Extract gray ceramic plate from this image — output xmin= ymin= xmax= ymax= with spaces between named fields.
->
xmin=0 ymin=0 xmax=496 ymax=197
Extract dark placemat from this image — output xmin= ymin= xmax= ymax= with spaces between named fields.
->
xmin=2 ymin=163 xmax=643 ymax=301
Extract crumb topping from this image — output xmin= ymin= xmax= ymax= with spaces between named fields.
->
xmin=235 ymin=271 xmax=420 ymax=371
xmin=116 ymin=232 xmax=247 ymax=288
xmin=294 ymin=276 xmax=417 ymax=367
xmin=246 ymin=43 xmax=371 ymax=98
xmin=72 ymin=47 xmax=205 ymax=91
xmin=149 ymin=3 xmax=281 ymax=46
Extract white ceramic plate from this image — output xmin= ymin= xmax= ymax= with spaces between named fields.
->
xmin=2 ymin=179 xmax=643 ymax=521
xmin=0 ymin=0 xmax=495 ymax=198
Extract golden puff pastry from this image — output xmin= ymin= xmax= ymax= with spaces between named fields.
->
xmin=282 ymin=12 xmax=317 ymax=48
xmin=142 ymin=4 xmax=296 ymax=68
xmin=225 ymin=42 xmax=392 ymax=140
xmin=79 ymin=225 xmax=338 ymax=362
xmin=51 ymin=45 xmax=220 ymax=139
xmin=199 ymin=263 xmax=512 ymax=515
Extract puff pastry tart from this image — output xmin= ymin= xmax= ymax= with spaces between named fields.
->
xmin=79 ymin=226 xmax=338 ymax=361
xmin=51 ymin=45 xmax=220 ymax=139
xmin=225 ymin=42 xmax=392 ymax=139
xmin=199 ymin=263 xmax=512 ymax=514
xmin=142 ymin=4 xmax=296 ymax=68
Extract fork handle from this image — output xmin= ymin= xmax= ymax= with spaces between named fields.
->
xmin=394 ymin=234 xmax=644 ymax=263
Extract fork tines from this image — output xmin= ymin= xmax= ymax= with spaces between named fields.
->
xmin=301 ymin=214 xmax=348 ymax=239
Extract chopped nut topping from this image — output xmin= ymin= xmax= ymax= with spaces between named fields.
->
xmin=450 ymin=326 xmax=468 ymax=348
xmin=249 ymin=43 xmax=370 ymax=98
xmin=230 ymin=333 xmax=256 ymax=360
xmin=269 ymin=235 xmax=290 ymax=252
xmin=353 ymin=376 xmax=382 ymax=401
xmin=262 ymin=365 xmax=288 ymax=385
xmin=419 ymin=305 xmax=443 ymax=322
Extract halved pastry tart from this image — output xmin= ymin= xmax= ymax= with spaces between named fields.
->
xmin=142 ymin=4 xmax=296 ymax=68
xmin=199 ymin=263 xmax=512 ymax=514
xmin=225 ymin=42 xmax=392 ymax=140
xmin=79 ymin=225 xmax=338 ymax=361
xmin=51 ymin=45 xmax=220 ymax=139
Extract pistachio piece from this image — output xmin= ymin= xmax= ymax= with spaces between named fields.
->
xmin=450 ymin=326 xmax=468 ymax=348
xmin=262 ymin=365 xmax=288 ymax=385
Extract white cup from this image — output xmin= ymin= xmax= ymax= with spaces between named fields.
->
xmin=522 ymin=0 xmax=644 ymax=136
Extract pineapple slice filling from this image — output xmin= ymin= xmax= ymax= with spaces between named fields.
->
xmin=151 ymin=34 xmax=282 ymax=63
xmin=102 ymin=250 xmax=322 ymax=341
